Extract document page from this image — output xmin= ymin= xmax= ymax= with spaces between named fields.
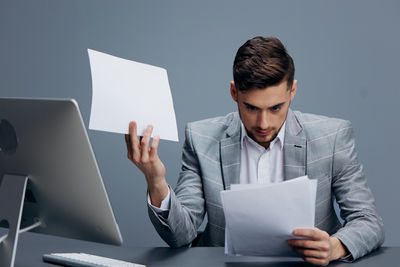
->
xmin=87 ymin=49 xmax=178 ymax=141
xmin=221 ymin=176 xmax=317 ymax=257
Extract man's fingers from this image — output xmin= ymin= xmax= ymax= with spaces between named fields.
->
xmin=150 ymin=135 xmax=160 ymax=159
xmin=125 ymin=134 xmax=133 ymax=160
xmin=288 ymin=239 xmax=314 ymax=249
xmin=293 ymin=247 xmax=329 ymax=259
xmin=129 ymin=121 xmax=141 ymax=162
xmin=290 ymin=244 xmax=330 ymax=266
xmin=288 ymin=230 xmax=331 ymax=266
xmin=293 ymin=228 xmax=329 ymax=241
xmin=292 ymin=228 xmax=317 ymax=239
xmin=140 ymin=125 xmax=153 ymax=162
xmin=288 ymin=239 xmax=330 ymax=251
xmin=129 ymin=121 xmax=138 ymax=143
xmin=127 ymin=122 xmax=161 ymax=165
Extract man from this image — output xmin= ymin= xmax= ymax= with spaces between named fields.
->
xmin=125 ymin=36 xmax=384 ymax=266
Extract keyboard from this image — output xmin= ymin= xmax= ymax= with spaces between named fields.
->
xmin=43 ymin=252 xmax=146 ymax=267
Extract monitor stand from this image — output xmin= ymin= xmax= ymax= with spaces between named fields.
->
xmin=0 ymin=175 xmax=42 ymax=267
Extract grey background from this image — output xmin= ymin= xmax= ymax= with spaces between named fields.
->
xmin=1 ymin=0 xmax=399 ymax=248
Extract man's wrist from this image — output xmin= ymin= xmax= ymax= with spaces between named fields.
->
xmin=147 ymin=177 xmax=168 ymax=207
xmin=329 ymin=237 xmax=348 ymax=261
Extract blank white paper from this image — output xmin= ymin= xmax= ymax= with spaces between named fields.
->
xmin=221 ymin=176 xmax=317 ymax=257
xmin=87 ymin=49 xmax=178 ymax=141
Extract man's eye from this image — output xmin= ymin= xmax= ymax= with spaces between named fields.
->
xmin=246 ymin=105 xmax=258 ymax=111
xmin=270 ymin=105 xmax=281 ymax=112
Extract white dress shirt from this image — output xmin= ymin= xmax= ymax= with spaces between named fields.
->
xmin=240 ymin=122 xmax=285 ymax=184
xmin=149 ymin=120 xmax=287 ymax=212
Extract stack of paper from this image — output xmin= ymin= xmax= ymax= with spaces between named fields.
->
xmin=221 ymin=176 xmax=317 ymax=257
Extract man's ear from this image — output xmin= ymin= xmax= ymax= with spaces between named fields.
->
xmin=230 ymin=81 xmax=238 ymax=102
xmin=290 ymin=80 xmax=297 ymax=101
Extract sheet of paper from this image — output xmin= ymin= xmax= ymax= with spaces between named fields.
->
xmin=87 ymin=49 xmax=179 ymax=141
xmin=221 ymin=176 xmax=317 ymax=257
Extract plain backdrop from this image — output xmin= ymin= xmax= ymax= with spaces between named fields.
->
xmin=1 ymin=0 xmax=399 ymax=248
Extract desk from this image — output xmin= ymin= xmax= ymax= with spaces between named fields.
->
xmin=14 ymin=234 xmax=397 ymax=267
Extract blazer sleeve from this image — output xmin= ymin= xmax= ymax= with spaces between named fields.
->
xmin=331 ymin=120 xmax=384 ymax=260
xmin=147 ymin=123 xmax=206 ymax=247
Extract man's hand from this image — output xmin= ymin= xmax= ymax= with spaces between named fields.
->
xmin=287 ymin=228 xmax=348 ymax=266
xmin=125 ymin=121 xmax=168 ymax=207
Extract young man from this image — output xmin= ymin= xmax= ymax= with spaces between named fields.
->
xmin=125 ymin=36 xmax=384 ymax=266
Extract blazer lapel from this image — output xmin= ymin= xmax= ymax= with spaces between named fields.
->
xmin=283 ymin=109 xmax=307 ymax=180
xmin=220 ymin=113 xmax=241 ymax=190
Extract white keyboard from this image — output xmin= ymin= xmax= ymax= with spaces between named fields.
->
xmin=43 ymin=252 xmax=146 ymax=267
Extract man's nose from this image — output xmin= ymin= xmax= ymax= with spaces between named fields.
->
xmin=258 ymin=111 xmax=269 ymax=129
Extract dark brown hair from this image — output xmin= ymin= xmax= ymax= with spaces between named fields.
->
xmin=233 ymin=36 xmax=295 ymax=91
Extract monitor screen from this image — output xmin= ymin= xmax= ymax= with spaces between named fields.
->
xmin=0 ymin=98 xmax=122 ymax=246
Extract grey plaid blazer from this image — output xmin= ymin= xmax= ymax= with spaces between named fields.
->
xmin=148 ymin=109 xmax=384 ymax=260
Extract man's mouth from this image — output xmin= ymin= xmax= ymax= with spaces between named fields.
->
xmin=255 ymin=129 xmax=273 ymax=136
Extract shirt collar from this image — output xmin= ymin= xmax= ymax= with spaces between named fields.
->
xmin=240 ymin=121 xmax=286 ymax=150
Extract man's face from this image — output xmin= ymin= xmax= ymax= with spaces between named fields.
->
xmin=230 ymin=80 xmax=297 ymax=149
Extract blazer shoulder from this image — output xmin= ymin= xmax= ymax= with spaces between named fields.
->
xmin=186 ymin=112 xmax=240 ymax=141
xmin=293 ymin=110 xmax=352 ymax=139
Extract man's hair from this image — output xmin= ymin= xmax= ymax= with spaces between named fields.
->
xmin=233 ymin=36 xmax=295 ymax=91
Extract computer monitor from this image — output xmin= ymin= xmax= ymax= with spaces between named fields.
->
xmin=0 ymin=98 xmax=123 ymax=266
